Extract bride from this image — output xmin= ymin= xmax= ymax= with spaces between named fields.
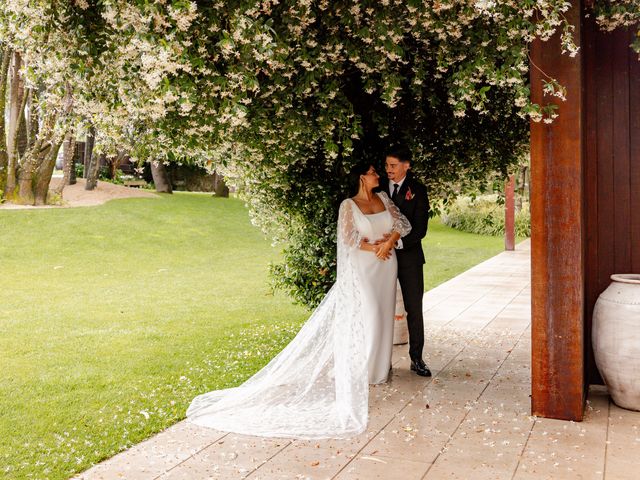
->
xmin=186 ymin=162 xmax=411 ymax=439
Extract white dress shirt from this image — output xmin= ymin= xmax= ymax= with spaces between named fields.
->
xmin=389 ymin=176 xmax=407 ymax=199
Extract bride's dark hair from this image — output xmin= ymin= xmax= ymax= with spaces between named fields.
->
xmin=347 ymin=162 xmax=373 ymax=196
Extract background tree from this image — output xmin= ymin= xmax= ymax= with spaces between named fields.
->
xmin=0 ymin=3 xmax=84 ymax=203
xmin=53 ymin=130 xmax=76 ymax=197
xmin=0 ymin=45 xmax=10 ymax=194
xmin=83 ymin=125 xmax=95 ymax=181
xmin=105 ymin=150 xmax=126 ymax=180
xmin=85 ymin=150 xmax=101 ymax=192
xmin=150 ymin=160 xmax=173 ymax=194
xmin=213 ymin=171 xmax=229 ymax=198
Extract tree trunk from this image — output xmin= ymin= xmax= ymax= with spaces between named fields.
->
xmin=53 ymin=130 xmax=76 ymax=196
xmin=85 ymin=152 xmax=103 ymax=190
xmin=69 ymin=139 xmax=82 ymax=185
xmin=26 ymin=89 xmax=38 ymax=151
xmin=213 ymin=171 xmax=229 ymax=197
xmin=83 ymin=125 xmax=95 ymax=178
xmin=5 ymin=51 xmax=27 ymax=199
xmin=69 ymin=149 xmax=77 ymax=185
xmin=34 ymin=140 xmax=61 ymax=205
xmin=8 ymin=80 xmax=71 ymax=205
xmin=15 ymin=107 xmax=58 ymax=205
xmin=104 ymin=150 xmax=126 ymax=179
xmin=109 ymin=150 xmax=126 ymax=179
xmin=17 ymin=141 xmax=50 ymax=205
xmin=16 ymin=103 xmax=28 ymax=158
xmin=151 ymin=160 xmax=173 ymax=193
xmin=0 ymin=47 xmax=11 ymax=195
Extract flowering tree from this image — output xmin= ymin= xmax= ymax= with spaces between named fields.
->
xmin=0 ymin=1 xmax=81 ymax=204
xmin=1 ymin=0 xmax=638 ymax=304
xmin=0 ymin=0 xmax=199 ymax=203
xmin=595 ymin=0 xmax=640 ymax=52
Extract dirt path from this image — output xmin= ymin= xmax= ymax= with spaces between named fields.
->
xmin=0 ymin=178 xmax=158 ymax=210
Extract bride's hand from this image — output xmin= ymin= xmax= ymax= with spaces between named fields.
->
xmin=374 ymin=241 xmax=393 ymax=260
xmin=359 ymin=238 xmax=375 ymax=252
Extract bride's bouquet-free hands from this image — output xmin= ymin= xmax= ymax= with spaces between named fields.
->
xmin=359 ymin=236 xmax=392 ymax=260
xmin=358 ymin=232 xmax=396 ymax=261
xmin=373 ymin=232 xmax=401 ymax=261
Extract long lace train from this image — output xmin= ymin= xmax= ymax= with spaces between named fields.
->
xmin=186 ymin=192 xmax=410 ymax=439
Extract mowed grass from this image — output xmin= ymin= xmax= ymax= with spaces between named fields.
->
xmin=423 ymin=218 xmax=519 ymax=290
xmin=0 ymin=193 xmax=513 ymax=480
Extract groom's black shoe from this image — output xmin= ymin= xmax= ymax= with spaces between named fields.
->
xmin=410 ymin=359 xmax=432 ymax=377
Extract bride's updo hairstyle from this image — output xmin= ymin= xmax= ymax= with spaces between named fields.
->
xmin=348 ymin=162 xmax=373 ymax=196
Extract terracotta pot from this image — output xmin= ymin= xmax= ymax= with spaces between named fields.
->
xmin=393 ymin=280 xmax=408 ymax=345
xmin=592 ymin=274 xmax=640 ymax=411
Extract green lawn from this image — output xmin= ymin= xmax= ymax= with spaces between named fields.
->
xmin=423 ymin=218 xmax=516 ymax=290
xmin=0 ymin=193 xmax=512 ymax=480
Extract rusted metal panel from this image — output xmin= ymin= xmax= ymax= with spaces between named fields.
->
xmin=530 ymin=0 xmax=585 ymax=421
xmin=531 ymin=1 xmax=638 ymax=419
xmin=505 ymin=175 xmax=515 ymax=251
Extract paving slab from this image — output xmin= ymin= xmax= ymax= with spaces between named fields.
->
xmin=73 ymin=421 xmax=226 ymax=480
xmin=513 ymin=390 xmax=609 ymax=480
xmin=604 ymin=400 xmax=640 ymax=480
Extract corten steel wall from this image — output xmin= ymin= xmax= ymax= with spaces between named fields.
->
xmin=583 ymin=23 xmax=640 ymax=385
xmin=530 ymin=0 xmax=586 ymax=421
xmin=531 ymin=0 xmax=639 ymax=420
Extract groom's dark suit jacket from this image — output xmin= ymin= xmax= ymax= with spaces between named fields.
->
xmin=378 ymin=171 xmax=429 ymax=268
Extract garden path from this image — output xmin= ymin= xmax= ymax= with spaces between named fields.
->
xmin=0 ymin=178 xmax=156 ymax=209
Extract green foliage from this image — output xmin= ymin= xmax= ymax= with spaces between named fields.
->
xmin=422 ymin=216 xmax=517 ymax=289
xmin=98 ymin=166 xmax=124 ymax=184
xmin=1 ymin=0 xmax=636 ymax=305
xmin=594 ymin=1 xmax=640 ymax=53
xmin=74 ymin=162 xmax=84 ymax=179
xmin=442 ymin=195 xmax=531 ymax=238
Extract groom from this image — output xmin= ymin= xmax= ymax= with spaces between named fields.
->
xmin=378 ymin=146 xmax=431 ymax=377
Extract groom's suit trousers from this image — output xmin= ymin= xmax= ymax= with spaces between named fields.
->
xmin=398 ymin=263 xmax=425 ymax=361
xmin=378 ymin=172 xmax=430 ymax=361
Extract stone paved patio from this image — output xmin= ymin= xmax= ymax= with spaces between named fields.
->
xmin=74 ymin=240 xmax=640 ymax=479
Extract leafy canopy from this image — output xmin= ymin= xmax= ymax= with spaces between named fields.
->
xmin=2 ymin=0 xmax=638 ymax=305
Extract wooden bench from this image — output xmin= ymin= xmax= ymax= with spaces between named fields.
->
xmin=123 ymin=179 xmax=147 ymax=188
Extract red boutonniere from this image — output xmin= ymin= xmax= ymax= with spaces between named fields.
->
xmin=405 ymin=188 xmax=415 ymax=201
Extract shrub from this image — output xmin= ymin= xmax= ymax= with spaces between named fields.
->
xmin=442 ymin=195 xmax=530 ymax=238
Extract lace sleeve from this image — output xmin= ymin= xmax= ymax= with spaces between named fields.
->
xmin=378 ymin=192 xmax=411 ymax=237
xmin=337 ymin=199 xmax=363 ymax=249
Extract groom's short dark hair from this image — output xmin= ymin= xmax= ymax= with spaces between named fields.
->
xmin=386 ymin=145 xmax=412 ymax=163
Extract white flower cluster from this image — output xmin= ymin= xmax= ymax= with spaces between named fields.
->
xmin=1 ymin=0 xmax=636 ymax=207
xmin=595 ymin=0 xmax=640 ymax=31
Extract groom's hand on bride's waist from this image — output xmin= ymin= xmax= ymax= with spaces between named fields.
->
xmin=373 ymin=234 xmax=390 ymax=245
xmin=374 ymin=233 xmax=400 ymax=249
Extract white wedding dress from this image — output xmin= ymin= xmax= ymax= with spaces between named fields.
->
xmin=186 ymin=192 xmax=411 ymax=439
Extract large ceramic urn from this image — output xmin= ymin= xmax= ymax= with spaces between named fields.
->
xmin=592 ymin=274 xmax=640 ymax=411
